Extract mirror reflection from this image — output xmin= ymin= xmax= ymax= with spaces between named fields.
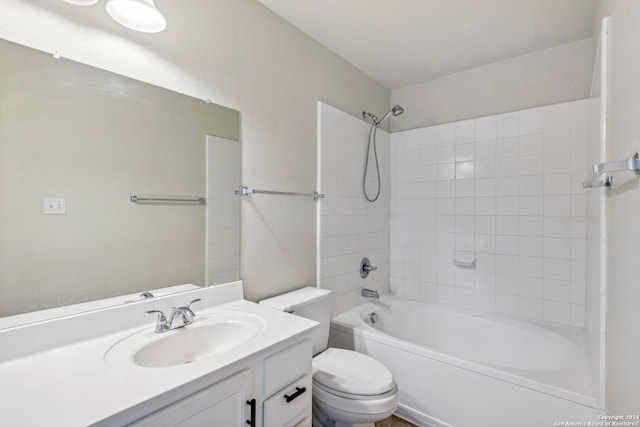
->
xmin=0 ymin=39 xmax=240 ymax=320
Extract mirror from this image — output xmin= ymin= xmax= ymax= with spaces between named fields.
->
xmin=0 ymin=39 xmax=240 ymax=322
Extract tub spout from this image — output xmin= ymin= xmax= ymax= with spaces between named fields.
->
xmin=362 ymin=288 xmax=380 ymax=299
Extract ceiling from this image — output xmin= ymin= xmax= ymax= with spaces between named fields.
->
xmin=257 ymin=0 xmax=597 ymax=90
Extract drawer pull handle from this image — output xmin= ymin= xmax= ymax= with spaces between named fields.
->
xmin=284 ymin=386 xmax=307 ymax=403
xmin=246 ymin=399 xmax=256 ymax=426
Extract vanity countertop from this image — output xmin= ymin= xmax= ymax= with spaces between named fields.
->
xmin=0 ymin=282 xmax=317 ymax=426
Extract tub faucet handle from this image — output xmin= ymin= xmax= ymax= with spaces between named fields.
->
xmin=360 ymin=257 xmax=378 ymax=278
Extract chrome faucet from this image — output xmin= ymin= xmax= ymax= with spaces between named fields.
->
xmin=145 ymin=298 xmax=201 ymax=333
xmin=361 ymin=288 xmax=380 ymax=299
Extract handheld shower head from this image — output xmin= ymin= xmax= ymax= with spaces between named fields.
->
xmin=375 ymin=104 xmax=404 ymax=127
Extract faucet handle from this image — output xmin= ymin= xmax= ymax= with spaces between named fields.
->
xmin=145 ymin=309 xmax=166 ymax=318
xmin=186 ymin=298 xmax=202 ymax=309
xmin=145 ymin=310 xmax=168 ymax=333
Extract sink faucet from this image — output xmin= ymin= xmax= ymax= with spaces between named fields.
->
xmin=361 ymin=288 xmax=380 ymax=299
xmin=145 ymin=298 xmax=201 ymax=333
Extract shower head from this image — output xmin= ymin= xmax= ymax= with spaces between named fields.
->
xmin=375 ymin=104 xmax=404 ymax=127
xmin=391 ymin=104 xmax=404 ymax=116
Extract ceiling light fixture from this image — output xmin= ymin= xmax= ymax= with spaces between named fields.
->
xmin=106 ymin=0 xmax=167 ymax=33
xmin=62 ymin=0 xmax=99 ymax=5
xmin=61 ymin=0 xmax=166 ymax=33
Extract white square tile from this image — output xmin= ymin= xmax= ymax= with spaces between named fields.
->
xmin=456 ymin=143 xmax=475 ymax=161
xmin=519 ymin=155 xmax=544 ymax=176
xmin=476 ymin=215 xmax=496 ymax=234
xmin=475 ymin=197 xmax=496 ymax=215
xmin=456 ymin=215 xmax=475 ymax=233
xmin=437 ymin=163 xmax=455 ymax=180
xmin=496 ymin=196 xmax=519 ymax=216
xmin=544 ymin=300 xmax=571 ymax=324
xmin=475 ymin=290 xmax=496 ymax=310
xmin=543 ymin=103 xmax=571 ymax=133
xmin=520 ymin=256 xmax=544 ymax=278
xmin=519 ymin=196 xmax=543 ymax=216
xmin=496 ymin=235 xmax=519 ymax=255
xmin=570 ymin=99 xmax=589 ymax=130
xmin=544 ymin=174 xmax=571 ymax=195
xmin=496 ymin=177 xmax=519 ymax=196
xmin=476 ymin=179 xmax=496 ymax=197
xmin=519 ymin=296 xmax=543 ymax=320
xmin=437 ymin=146 xmax=455 ymax=163
xmin=544 ymin=216 xmax=571 ymax=237
xmin=496 ymin=138 xmax=520 ymax=159
xmin=544 ymin=258 xmax=571 ymax=281
xmin=475 ymin=159 xmax=496 ymax=178
xmin=496 ymin=274 xmax=519 ymax=294
xmin=476 ymin=234 xmax=496 ymax=253
xmin=456 ymin=161 xmax=475 ymax=179
xmin=456 ymin=124 xmax=475 ymax=144
xmin=455 ymin=233 xmax=475 ymax=251
xmin=519 ymin=236 xmax=544 ymax=257
xmin=456 ymin=198 xmax=475 ymax=215
xmin=438 ymin=180 xmax=455 ymax=198
xmin=456 ymin=179 xmax=474 ymax=197
xmin=518 ymin=175 xmax=544 ymax=196
xmin=475 ymin=116 xmax=497 ymax=141
xmin=476 ymin=141 xmax=496 ymax=160
xmin=496 ymin=157 xmax=519 ymax=177
xmin=544 ymin=131 xmax=571 ymax=153
xmin=496 ymin=216 xmax=519 ymax=235
xmin=543 ymin=151 xmax=571 ymax=175
xmin=496 ymin=254 xmax=519 ymax=275
xmin=455 ymin=287 xmax=475 ymax=306
xmin=519 ymin=276 xmax=544 ymax=298
xmin=544 ymin=279 xmax=571 ymax=302
xmin=476 ymin=253 xmax=496 ymax=273
xmin=519 ymin=134 xmax=544 ymax=155
xmin=519 ymin=216 xmax=544 ymax=236
xmin=437 ymin=285 xmax=455 ymax=302
xmin=497 ymin=113 xmax=519 ymax=138
xmin=496 ymin=293 xmax=518 ymax=314
xmin=544 ymin=195 xmax=571 ymax=216
xmin=437 ymin=124 xmax=455 ymax=146
xmin=544 ymin=237 xmax=571 ymax=259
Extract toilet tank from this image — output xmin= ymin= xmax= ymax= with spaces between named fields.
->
xmin=260 ymin=287 xmax=332 ymax=355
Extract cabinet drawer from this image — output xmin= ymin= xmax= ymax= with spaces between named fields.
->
xmin=263 ymin=374 xmax=312 ymax=427
xmin=263 ymin=339 xmax=311 ymax=395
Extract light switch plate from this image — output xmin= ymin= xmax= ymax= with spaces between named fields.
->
xmin=44 ymin=197 xmax=66 ymax=215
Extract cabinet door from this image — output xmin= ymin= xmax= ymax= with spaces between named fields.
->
xmin=129 ymin=369 xmax=253 ymax=427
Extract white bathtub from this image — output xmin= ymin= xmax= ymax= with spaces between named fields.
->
xmin=329 ymin=297 xmax=598 ymax=427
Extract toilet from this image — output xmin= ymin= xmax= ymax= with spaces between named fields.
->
xmin=260 ymin=287 xmax=398 ymax=427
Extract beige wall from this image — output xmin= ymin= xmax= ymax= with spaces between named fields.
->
xmin=0 ymin=0 xmax=389 ymax=305
xmin=391 ymin=38 xmax=594 ymax=131
xmin=594 ymin=0 xmax=640 ymax=414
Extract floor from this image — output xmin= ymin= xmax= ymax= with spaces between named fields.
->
xmin=375 ymin=415 xmax=417 ymax=427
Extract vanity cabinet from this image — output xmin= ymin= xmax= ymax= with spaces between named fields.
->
xmin=126 ymin=338 xmax=312 ymax=427
xmin=129 ymin=370 xmax=254 ymax=427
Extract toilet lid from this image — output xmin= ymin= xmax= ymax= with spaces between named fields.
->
xmin=312 ymin=348 xmax=395 ymax=396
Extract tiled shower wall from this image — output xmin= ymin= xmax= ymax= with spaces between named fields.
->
xmin=318 ymin=102 xmax=390 ymax=316
xmin=390 ymin=100 xmax=589 ymax=327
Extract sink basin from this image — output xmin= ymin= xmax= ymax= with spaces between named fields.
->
xmin=105 ymin=312 xmax=266 ymax=368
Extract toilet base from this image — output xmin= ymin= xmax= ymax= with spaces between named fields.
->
xmin=312 ymin=400 xmax=377 ymax=427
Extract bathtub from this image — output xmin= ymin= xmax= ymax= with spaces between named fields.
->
xmin=329 ymin=297 xmax=598 ymax=427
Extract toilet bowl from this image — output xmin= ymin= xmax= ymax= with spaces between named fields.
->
xmin=311 ymin=348 xmax=398 ymax=427
xmin=260 ymin=287 xmax=398 ymax=427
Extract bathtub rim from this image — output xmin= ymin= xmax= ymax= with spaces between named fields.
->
xmin=330 ymin=296 xmax=597 ymax=409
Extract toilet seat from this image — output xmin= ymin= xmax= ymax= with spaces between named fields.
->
xmin=312 ymin=348 xmax=396 ymax=399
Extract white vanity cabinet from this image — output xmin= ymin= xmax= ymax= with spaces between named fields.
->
xmin=126 ymin=338 xmax=313 ymax=427
xmin=129 ymin=369 xmax=254 ymax=427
